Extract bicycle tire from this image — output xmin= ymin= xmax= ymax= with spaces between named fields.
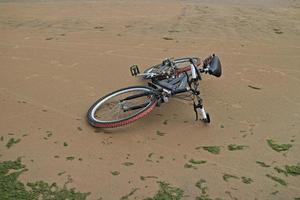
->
xmin=87 ymin=86 xmax=158 ymax=128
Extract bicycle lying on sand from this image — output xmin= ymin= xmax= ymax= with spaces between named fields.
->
xmin=87 ymin=54 xmax=222 ymax=128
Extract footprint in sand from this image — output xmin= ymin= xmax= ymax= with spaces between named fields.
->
xmin=63 ymin=79 xmax=71 ymax=83
xmin=84 ymin=86 xmax=96 ymax=96
xmin=84 ymin=86 xmax=94 ymax=91
xmin=52 ymin=75 xmax=60 ymax=80
xmin=50 ymin=60 xmax=60 ymax=65
xmin=273 ymin=28 xmax=283 ymax=34
xmin=67 ymin=62 xmax=79 ymax=68
xmin=25 ymin=74 xmax=39 ymax=80
xmin=231 ymin=103 xmax=242 ymax=109
xmin=11 ymin=56 xmax=30 ymax=61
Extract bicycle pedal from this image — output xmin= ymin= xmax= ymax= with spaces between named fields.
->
xmin=130 ymin=65 xmax=140 ymax=76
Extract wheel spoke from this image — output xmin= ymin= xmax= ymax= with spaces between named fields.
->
xmin=96 ymin=102 xmax=119 ymax=116
xmin=91 ymin=88 xmax=154 ymax=123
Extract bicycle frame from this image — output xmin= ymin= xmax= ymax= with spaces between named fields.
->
xmin=125 ymin=55 xmax=222 ymax=122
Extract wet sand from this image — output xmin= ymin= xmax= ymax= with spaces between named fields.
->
xmin=0 ymin=0 xmax=300 ymax=199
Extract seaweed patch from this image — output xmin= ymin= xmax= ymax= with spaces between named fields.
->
xmin=267 ymin=139 xmax=292 ymax=152
xmin=189 ymin=159 xmax=206 ymax=165
xmin=156 ymin=130 xmax=167 ymax=136
xmin=0 ymin=159 xmax=90 ymax=200
xmin=111 ymin=171 xmax=120 ymax=176
xmin=274 ymin=164 xmax=300 ymax=176
xmin=285 ymin=164 xmax=300 ymax=176
xmin=184 ymin=163 xmax=197 ymax=169
xmin=6 ymin=138 xmax=21 ymax=149
xmin=120 ymin=188 xmax=139 ymax=200
xmin=140 ymin=176 xmax=158 ymax=181
xmin=228 ymin=144 xmax=248 ymax=151
xmin=256 ymin=161 xmax=270 ymax=168
xmin=122 ymin=162 xmax=134 ymax=166
xmin=66 ymin=156 xmax=75 ymax=161
xmin=248 ymin=85 xmax=261 ymax=90
xmin=223 ymin=174 xmax=239 ymax=182
xmin=266 ymin=174 xmax=287 ymax=186
xmin=196 ymin=146 xmax=221 ymax=155
xmin=144 ymin=181 xmax=184 ymax=200
xmin=241 ymin=176 xmax=253 ymax=184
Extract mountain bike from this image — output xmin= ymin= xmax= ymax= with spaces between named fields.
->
xmin=87 ymin=54 xmax=222 ymax=128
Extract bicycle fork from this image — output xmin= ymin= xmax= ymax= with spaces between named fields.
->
xmin=193 ymin=96 xmax=209 ymax=123
xmin=190 ymin=79 xmax=210 ymax=123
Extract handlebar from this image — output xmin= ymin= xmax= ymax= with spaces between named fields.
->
xmin=175 ymin=54 xmax=222 ymax=78
xmin=175 ymin=60 xmax=202 ymax=75
xmin=140 ymin=54 xmax=221 ymax=79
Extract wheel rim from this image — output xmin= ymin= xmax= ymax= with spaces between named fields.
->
xmin=90 ymin=88 xmax=155 ymax=123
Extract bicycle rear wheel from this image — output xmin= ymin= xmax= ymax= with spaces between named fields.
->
xmin=87 ymin=86 xmax=158 ymax=128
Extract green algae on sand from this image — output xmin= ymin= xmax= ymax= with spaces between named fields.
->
xmin=144 ymin=181 xmax=184 ymax=200
xmin=256 ymin=161 xmax=270 ymax=168
xmin=195 ymin=179 xmax=208 ymax=195
xmin=57 ymin=171 xmax=66 ymax=176
xmin=111 ymin=171 xmax=120 ymax=176
xmin=274 ymin=164 xmax=300 ymax=176
xmin=267 ymin=139 xmax=292 ymax=152
xmin=195 ymin=179 xmax=220 ymax=200
xmin=156 ymin=130 xmax=167 ymax=136
xmin=184 ymin=163 xmax=197 ymax=169
xmin=140 ymin=176 xmax=158 ymax=181
xmin=274 ymin=166 xmax=288 ymax=176
xmin=189 ymin=159 xmax=206 ymax=165
xmin=66 ymin=156 xmax=75 ymax=161
xmin=266 ymin=174 xmax=287 ymax=186
xmin=6 ymin=138 xmax=21 ymax=149
xmin=227 ymin=144 xmax=248 ymax=151
xmin=241 ymin=176 xmax=253 ymax=184
xmin=271 ymin=190 xmax=279 ymax=195
xmin=285 ymin=164 xmax=300 ymax=176
xmin=162 ymin=37 xmax=174 ymax=41
xmin=122 ymin=162 xmax=134 ymax=166
xmin=148 ymin=153 xmax=154 ymax=158
xmin=223 ymin=174 xmax=239 ymax=182
xmin=0 ymin=159 xmax=90 ymax=200
xmin=197 ymin=146 xmax=220 ymax=155
xmin=120 ymin=188 xmax=139 ymax=200
xmin=195 ymin=179 xmax=224 ymax=200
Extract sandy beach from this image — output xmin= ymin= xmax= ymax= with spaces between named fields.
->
xmin=0 ymin=0 xmax=299 ymax=199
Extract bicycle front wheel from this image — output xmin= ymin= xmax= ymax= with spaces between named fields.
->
xmin=87 ymin=86 xmax=158 ymax=128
